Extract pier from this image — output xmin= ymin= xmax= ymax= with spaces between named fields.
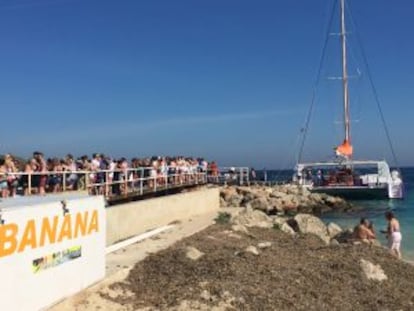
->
xmin=1 ymin=166 xmax=250 ymax=205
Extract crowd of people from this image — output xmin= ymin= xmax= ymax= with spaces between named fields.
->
xmin=0 ymin=152 xmax=220 ymax=198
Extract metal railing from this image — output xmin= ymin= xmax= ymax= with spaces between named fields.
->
xmin=211 ymin=167 xmax=250 ymax=186
xmin=0 ymin=166 xmax=250 ymax=200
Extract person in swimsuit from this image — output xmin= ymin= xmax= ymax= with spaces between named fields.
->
xmin=382 ymin=211 xmax=402 ymax=259
xmin=353 ymin=218 xmax=376 ymax=241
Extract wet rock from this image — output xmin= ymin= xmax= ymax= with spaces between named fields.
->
xmin=360 ymin=259 xmax=388 ymax=282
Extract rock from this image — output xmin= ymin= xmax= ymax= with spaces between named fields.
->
xmin=231 ymin=224 xmax=249 ymax=234
xmin=220 ymin=187 xmax=237 ymax=201
xmin=227 ymin=233 xmax=242 ymax=239
xmin=245 ymin=245 xmax=259 ymax=256
xmin=272 ymin=216 xmax=287 ymax=227
xmin=220 ymin=187 xmax=243 ymax=207
xmin=186 ymin=247 xmax=204 ymax=261
xmin=231 ymin=208 xmax=273 ymax=228
xmin=228 ymin=194 xmax=243 ymax=207
xmin=200 ymin=289 xmax=216 ymax=302
xmin=330 ymin=239 xmax=340 ymax=246
xmin=267 ymin=198 xmax=285 ymax=213
xmin=327 ymin=222 xmax=343 ymax=238
xmin=360 ymin=259 xmax=388 ymax=282
xmin=220 ymin=184 xmax=352 ymax=215
xmin=335 ymin=228 xmax=355 ymax=243
xmin=280 ymin=222 xmax=296 ymax=235
xmin=249 ymin=197 xmax=270 ymax=212
xmin=257 ymin=242 xmax=272 ymax=249
xmin=293 ymin=214 xmax=330 ymax=244
xmin=270 ymin=190 xmax=287 ymax=199
xmin=370 ymin=239 xmax=382 ymax=247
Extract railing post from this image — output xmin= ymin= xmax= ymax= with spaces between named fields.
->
xmin=63 ymin=171 xmax=67 ymax=192
xmin=140 ymin=168 xmax=144 ymax=195
xmin=239 ymin=168 xmax=242 ymax=186
xmin=85 ymin=173 xmax=90 ymax=194
xmin=124 ymin=171 xmax=128 ymax=196
xmin=105 ymin=171 xmax=109 ymax=198
xmin=28 ymin=172 xmax=32 ymax=196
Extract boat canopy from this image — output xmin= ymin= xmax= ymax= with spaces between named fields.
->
xmin=295 ymin=160 xmax=391 ymax=180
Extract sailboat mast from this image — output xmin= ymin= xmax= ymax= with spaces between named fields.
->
xmin=340 ymin=0 xmax=350 ymax=142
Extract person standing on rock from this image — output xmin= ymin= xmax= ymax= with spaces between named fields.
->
xmin=382 ymin=211 xmax=402 ymax=259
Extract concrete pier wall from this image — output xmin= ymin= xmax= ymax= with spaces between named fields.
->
xmin=106 ymin=187 xmax=219 ymax=246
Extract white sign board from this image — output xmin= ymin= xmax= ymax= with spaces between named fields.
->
xmin=0 ymin=194 xmax=106 ymax=311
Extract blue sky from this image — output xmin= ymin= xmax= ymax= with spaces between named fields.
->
xmin=0 ymin=0 xmax=413 ymax=168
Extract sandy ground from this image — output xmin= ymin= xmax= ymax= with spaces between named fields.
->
xmin=48 ymin=208 xmax=240 ymax=311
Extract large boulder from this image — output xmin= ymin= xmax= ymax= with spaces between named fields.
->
xmin=327 ymin=222 xmax=343 ymax=238
xmin=292 ymin=214 xmax=330 ymax=244
xmin=280 ymin=222 xmax=296 ymax=235
xmin=231 ymin=208 xmax=273 ymax=228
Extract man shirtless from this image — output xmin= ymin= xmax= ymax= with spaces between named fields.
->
xmin=353 ymin=218 xmax=376 ymax=240
xmin=381 ymin=211 xmax=402 ymax=259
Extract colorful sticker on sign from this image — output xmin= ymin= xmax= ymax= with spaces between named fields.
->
xmin=32 ymin=246 xmax=82 ymax=273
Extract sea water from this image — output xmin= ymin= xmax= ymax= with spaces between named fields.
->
xmin=259 ymin=168 xmax=414 ymax=260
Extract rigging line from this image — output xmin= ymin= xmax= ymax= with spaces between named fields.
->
xmin=276 ymin=129 xmax=304 ymax=182
xmin=347 ymin=3 xmax=402 ymax=172
xmin=297 ymin=0 xmax=338 ymax=164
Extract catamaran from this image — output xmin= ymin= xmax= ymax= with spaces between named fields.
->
xmin=293 ymin=0 xmax=403 ymax=199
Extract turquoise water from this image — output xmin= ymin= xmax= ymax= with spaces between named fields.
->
xmin=262 ymin=168 xmax=414 ymax=260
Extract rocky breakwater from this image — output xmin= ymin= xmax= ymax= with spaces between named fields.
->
xmin=229 ymin=207 xmax=346 ymax=246
xmin=220 ymin=184 xmax=353 ymax=215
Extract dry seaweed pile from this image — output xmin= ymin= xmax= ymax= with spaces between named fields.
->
xmin=106 ymin=224 xmax=414 ymax=311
